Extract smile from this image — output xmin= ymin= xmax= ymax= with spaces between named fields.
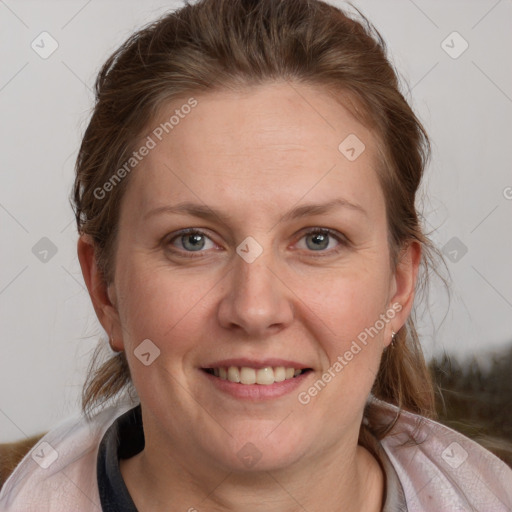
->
xmin=202 ymin=366 xmax=312 ymax=385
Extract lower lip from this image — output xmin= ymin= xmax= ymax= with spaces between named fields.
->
xmin=200 ymin=369 xmax=312 ymax=400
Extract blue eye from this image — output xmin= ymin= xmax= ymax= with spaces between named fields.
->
xmin=166 ymin=227 xmax=347 ymax=257
xmin=169 ymin=229 xmax=216 ymax=253
xmin=298 ymin=228 xmax=343 ymax=252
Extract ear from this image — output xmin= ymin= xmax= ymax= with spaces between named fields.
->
xmin=77 ymin=234 xmax=122 ymax=351
xmin=385 ymin=240 xmax=421 ymax=346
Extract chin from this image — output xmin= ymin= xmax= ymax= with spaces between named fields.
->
xmin=210 ymin=429 xmax=309 ymax=473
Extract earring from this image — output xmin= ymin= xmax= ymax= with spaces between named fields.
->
xmin=390 ymin=330 xmax=396 ymax=348
xmin=109 ymin=332 xmax=120 ymax=353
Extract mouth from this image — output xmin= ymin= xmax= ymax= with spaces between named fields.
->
xmin=201 ymin=366 xmax=313 ymax=385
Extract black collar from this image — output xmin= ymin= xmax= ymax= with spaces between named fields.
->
xmin=97 ymin=404 xmax=143 ymax=511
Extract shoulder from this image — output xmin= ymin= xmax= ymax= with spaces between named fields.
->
xmin=371 ymin=398 xmax=512 ymax=512
xmin=0 ymin=398 xmax=137 ymax=512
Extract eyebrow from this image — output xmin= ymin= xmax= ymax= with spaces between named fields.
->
xmin=143 ymin=198 xmax=367 ymax=224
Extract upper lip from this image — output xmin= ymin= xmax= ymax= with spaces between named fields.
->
xmin=202 ymin=358 xmax=312 ymax=370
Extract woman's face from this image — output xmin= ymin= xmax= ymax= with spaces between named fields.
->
xmin=101 ymin=82 xmax=416 ymax=473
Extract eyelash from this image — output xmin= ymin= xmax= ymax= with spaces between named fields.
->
xmin=165 ymin=227 xmax=349 ymax=258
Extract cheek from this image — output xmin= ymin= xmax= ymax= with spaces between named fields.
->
xmin=298 ymin=266 xmax=390 ymax=397
xmin=298 ymin=271 xmax=390 ymax=410
xmin=115 ymin=259 xmax=215 ymax=351
xmin=300 ymin=264 xmax=391 ymax=341
xmin=114 ymin=264 xmax=216 ymax=406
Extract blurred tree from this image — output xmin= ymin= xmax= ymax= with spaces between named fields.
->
xmin=429 ymin=343 xmax=512 ymax=467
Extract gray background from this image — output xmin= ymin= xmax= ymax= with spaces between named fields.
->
xmin=1 ymin=0 xmax=511 ymax=441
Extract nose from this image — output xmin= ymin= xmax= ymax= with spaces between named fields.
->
xmin=217 ymin=245 xmax=294 ymax=338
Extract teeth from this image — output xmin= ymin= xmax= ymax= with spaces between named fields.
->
xmin=274 ymin=367 xmax=286 ymax=382
xmin=256 ymin=367 xmax=274 ymax=385
xmin=240 ymin=367 xmax=256 ymax=384
xmin=208 ymin=366 xmax=307 ymax=385
xmin=227 ymin=366 xmax=240 ymax=383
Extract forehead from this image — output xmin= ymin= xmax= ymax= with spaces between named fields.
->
xmin=123 ymin=82 xmax=385 ymax=221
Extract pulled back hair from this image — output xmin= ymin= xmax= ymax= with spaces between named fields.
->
xmin=73 ymin=0 xmax=437 ymax=438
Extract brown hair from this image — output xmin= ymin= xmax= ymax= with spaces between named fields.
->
xmin=74 ymin=0 xmax=437 ymax=435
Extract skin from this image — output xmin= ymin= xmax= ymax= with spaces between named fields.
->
xmin=78 ymin=81 xmax=420 ymax=511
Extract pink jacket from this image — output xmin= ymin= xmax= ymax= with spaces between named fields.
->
xmin=0 ymin=396 xmax=511 ymax=511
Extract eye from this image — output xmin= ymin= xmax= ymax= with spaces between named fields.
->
xmin=165 ymin=227 xmax=348 ymax=258
xmin=295 ymin=228 xmax=347 ymax=256
xmin=167 ymin=229 xmax=217 ymax=255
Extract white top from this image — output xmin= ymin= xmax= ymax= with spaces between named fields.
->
xmin=0 ymin=395 xmax=511 ymax=511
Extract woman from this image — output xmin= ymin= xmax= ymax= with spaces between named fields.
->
xmin=1 ymin=0 xmax=511 ymax=510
